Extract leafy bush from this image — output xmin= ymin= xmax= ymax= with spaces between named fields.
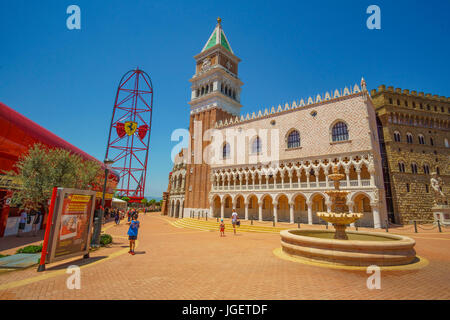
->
xmin=16 ymin=243 xmax=43 ymax=254
xmin=100 ymin=234 xmax=113 ymax=246
xmin=0 ymin=254 xmax=10 ymax=258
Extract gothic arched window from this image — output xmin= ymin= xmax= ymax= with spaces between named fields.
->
xmin=393 ymin=131 xmax=401 ymax=142
xmin=331 ymin=121 xmax=349 ymax=142
xmin=418 ymin=134 xmax=425 ymax=145
xmin=222 ymin=143 xmax=230 ymax=159
xmin=406 ymin=133 xmax=413 ymax=144
xmin=411 ymin=162 xmax=418 ymax=174
xmin=287 ymin=130 xmax=300 ymax=149
xmin=423 ymin=164 xmax=430 ymax=175
xmin=251 ymin=137 xmax=262 ymax=154
xmin=398 ymin=162 xmax=405 ymax=173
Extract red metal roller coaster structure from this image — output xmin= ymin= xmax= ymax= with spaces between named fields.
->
xmin=105 ymin=68 xmax=153 ymax=203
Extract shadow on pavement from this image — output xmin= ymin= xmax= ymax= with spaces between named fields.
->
xmin=45 ymin=256 xmax=108 ymax=271
xmin=0 ymin=230 xmax=45 ymax=254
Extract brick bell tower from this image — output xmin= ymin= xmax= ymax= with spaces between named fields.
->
xmin=183 ymin=18 xmax=243 ymax=217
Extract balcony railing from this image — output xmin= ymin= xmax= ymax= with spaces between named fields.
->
xmin=211 ymin=179 xmax=372 ymax=192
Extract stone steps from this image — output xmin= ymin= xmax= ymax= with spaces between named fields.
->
xmin=173 ymin=218 xmax=288 ymax=234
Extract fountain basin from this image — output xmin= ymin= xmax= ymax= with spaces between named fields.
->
xmin=280 ymin=229 xmax=416 ymax=267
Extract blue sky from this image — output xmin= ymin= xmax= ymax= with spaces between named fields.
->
xmin=1 ymin=0 xmax=449 ymax=197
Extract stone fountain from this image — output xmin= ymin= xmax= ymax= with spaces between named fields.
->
xmin=316 ymin=165 xmax=363 ymax=240
xmin=279 ymin=166 xmax=418 ymax=266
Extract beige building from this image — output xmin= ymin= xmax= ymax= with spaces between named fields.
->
xmin=165 ymin=19 xmax=388 ymax=228
xmin=371 ymin=86 xmax=450 ymax=223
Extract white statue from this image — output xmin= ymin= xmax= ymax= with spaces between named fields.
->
xmin=430 ymin=172 xmax=447 ymax=205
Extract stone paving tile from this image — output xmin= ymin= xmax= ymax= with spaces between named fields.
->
xmin=0 ymin=212 xmax=449 ymax=300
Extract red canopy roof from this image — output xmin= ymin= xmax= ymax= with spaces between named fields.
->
xmin=0 ymin=101 xmax=118 ymax=181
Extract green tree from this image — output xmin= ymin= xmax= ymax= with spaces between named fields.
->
xmin=122 ymin=196 xmax=130 ymax=203
xmin=7 ymin=143 xmax=100 ymax=211
xmin=141 ymin=198 xmax=148 ymax=206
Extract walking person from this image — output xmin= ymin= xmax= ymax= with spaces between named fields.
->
xmin=219 ymin=219 xmax=225 ymax=237
xmin=231 ymin=209 xmax=239 ymax=235
xmin=114 ymin=210 xmax=120 ymax=225
xmin=17 ymin=208 xmax=28 ymax=237
xmin=127 ymin=213 xmax=140 ymax=255
xmin=32 ymin=209 xmax=42 ymax=236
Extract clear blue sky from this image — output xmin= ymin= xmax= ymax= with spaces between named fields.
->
xmin=1 ymin=0 xmax=449 ymax=197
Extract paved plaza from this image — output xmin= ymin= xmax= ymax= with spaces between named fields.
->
xmin=0 ymin=212 xmax=449 ymax=300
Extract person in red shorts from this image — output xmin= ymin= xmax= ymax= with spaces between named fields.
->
xmin=219 ymin=219 xmax=225 ymax=237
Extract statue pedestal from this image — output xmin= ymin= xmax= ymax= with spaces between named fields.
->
xmin=432 ymin=205 xmax=450 ymax=226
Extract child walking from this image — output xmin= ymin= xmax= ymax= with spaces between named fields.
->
xmin=219 ymin=219 xmax=225 ymax=237
xmin=127 ymin=213 xmax=140 ymax=255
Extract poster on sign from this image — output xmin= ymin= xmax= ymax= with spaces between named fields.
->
xmin=44 ymin=188 xmax=96 ymax=263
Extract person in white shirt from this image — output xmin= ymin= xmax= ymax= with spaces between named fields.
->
xmin=231 ymin=210 xmax=239 ymax=235
xmin=17 ymin=209 xmax=28 ymax=237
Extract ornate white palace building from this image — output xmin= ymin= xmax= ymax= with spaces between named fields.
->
xmin=165 ymin=18 xmax=388 ymax=228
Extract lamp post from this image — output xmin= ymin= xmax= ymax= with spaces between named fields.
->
xmin=92 ymin=158 xmax=114 ymax=248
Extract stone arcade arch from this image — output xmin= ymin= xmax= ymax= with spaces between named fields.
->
xmin=212 ymin=195 xmax=221 ymax=218
xmin=235 ymin=194 xmax=245 ymax=218
xmin=310 ymin=193 xmax=326 ymax=224
xmin=292 ymin=193 xmax=308 ymax=224
xmin=352 ymin=192 xmax=374 ymax=228
xmin=261 ymin=194 xmax=273 ymax=221
xmin=246 ymin=194 xmax=258 ymax=220
xmin=175 ymin=200 xmax=181 ymax=218
xmin=276 ymin=194 xmax=290 ymax=222
xmin=223 ymin=194 xmax=233 ymax=218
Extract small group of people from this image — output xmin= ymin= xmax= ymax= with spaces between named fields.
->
xmin=219 ymin=209 xmax=240 ymax=237
xmin=17 ymin=207 xmax=43 ymax=237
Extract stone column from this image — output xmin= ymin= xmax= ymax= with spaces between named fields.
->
xmin=233 ymin=175 xmax=237 ymax=191
xmin=314 ymin=169 xmax=319 ymax=184
xmin=244 ymin=202 xmax=249 ymax=220
xmin=345 ymin=167 xmax=350 ymax=187
xmin=289 ymin=172 xmax=293 ymax=189
xmin=371 ymin=203 xmax=381 ymax=229
xmin=289 ymin=203 xmax=294 ymax=224
xmin=252 ymin=174 xmax=255 ymax=190
xmin=221 ymin=203 xmax=225 ymax=219
xmin=306 ymin=172 xmax=310 ymax=188
xmin=209 ymin=204 xmax=214 ymax=218
xmin=325 ymin=200 xmax=332 ymax=227
xmin=258 ymin=203 xmax=263 ymax=222
xmin=347 ymin=201 xmax=355 ymax=227
xmin=297 ymin=170 xmax=301 ymax=186
xmin=273 ymin=201 xmax=278 ymax=222
xmin=306 ymin=200 xmax=313 ymax=225
xmin=356 ymin=168 xmax=362 ymax=187
xmin=325 ymin=172 xmax=329 ymax=188
xmin=266 ymin=174 xmax=269 ymax=190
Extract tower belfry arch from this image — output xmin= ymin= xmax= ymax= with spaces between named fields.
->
xmin=183 ymin=18 xmax=244 ymax=217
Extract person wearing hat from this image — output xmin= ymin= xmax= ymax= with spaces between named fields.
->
xmin=219 ymin=219 xmax=225 ymax=237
